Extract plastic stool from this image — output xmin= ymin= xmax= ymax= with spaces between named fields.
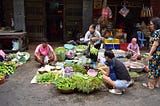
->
xmin=137 ymin=31 xmax=147 ymax=48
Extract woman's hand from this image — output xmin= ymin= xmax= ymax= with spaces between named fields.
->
xmin=102 ymin=74 xmax=111 ymax=81
xmin=54 ymin=58 xmax=57 ymax=63
xmin=148 ymin=55 xmax=153 ymax=61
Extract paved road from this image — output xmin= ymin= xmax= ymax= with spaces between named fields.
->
xmin=0 ymin=43 xmax=160 ymax=106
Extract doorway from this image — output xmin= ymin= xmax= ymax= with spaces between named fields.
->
xmin=46 ymin=0 xmax=64 ymax=42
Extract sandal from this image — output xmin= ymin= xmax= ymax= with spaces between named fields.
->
xmin=109 ymin=89 xmax=122 ymax=95
xmin=142 ymin=83 xmax=154 ymax=89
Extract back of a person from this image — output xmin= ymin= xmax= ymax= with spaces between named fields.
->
xmin=114 ymin=58 xmax=131 ymax=81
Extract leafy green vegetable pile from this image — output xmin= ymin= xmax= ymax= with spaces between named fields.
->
xmin=36 ymin=72 xmax=62 ymax=83
xmin=75 ymin=45 xmax=88 ymax=52
xmin=55 ymin=73 xmax=102 ymax=93
xmin=0 ymin=72 xmax=4 ymax=79
xmin=0 ymin=61 xmax=16 ymax=75
xmin=90 ymin=47 xmax=98 ymax=56
xmin=9 ymin=53 xmax=18 ymax=59
xmin=54 ymin=47 xmax=67 ymax=61
xmin=65 ymin=63 xmax=87 ymax=74
xmin=129 ymin=72 xmax=140 ymax=77
xmin=72 ymin=74 xmax=102 ymax=93
xmin=55 ymin=77 xmax=76 ymax=90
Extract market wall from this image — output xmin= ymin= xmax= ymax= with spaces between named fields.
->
xmin=150 ymin=0 xmax=160 ymax=18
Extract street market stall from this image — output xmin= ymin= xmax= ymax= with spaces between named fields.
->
xmin=31 ymin=43 xmax=148 ymax=94
xmin=0 ymin=51 xmax=30 ymax=85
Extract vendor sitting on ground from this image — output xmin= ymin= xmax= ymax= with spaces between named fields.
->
xmin=84 ymin=24 xmax=102 ymax=49
xmin=0 ymin=49 xmax=5 ymax=62
xmin=99 ymin=50 xmax=131 ymax=95
xmin=127 ymin=38 xmax=141 ymax=60
xmin=34 ymin=41 xmax=57 ymax=66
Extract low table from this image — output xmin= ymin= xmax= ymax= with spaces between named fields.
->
xmin=0 ymin=32 xmax=28 ymax=53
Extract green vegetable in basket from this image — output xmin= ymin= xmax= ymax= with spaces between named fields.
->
xmin=55 ymin=77 xmax=76 ymax=90
xmin=72 ymin=74 xmax=102 ymax=93
xmin=0 ymin=72 xmax=4 ymax=79
xmin=129 ymin=72 xmax=140 ymax=77
xmin=54 ymin=47 xmax=67 ymax=61
xmin=0 ymin=61 xmax=16 ymax=75
xmin=75 ymin=45 xmax=88 ymax=52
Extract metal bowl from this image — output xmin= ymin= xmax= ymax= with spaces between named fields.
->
xmin=129 ymin=62 xmax=145 ymax=72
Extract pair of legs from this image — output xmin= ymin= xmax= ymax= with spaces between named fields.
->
xmin=102 ymin=75 xmax=130 ymax=94
xmin=143 ymin=78 xmax=159 ymax=89
xmin=126 ymin=52 xmax=141 ymax=60
xmin=143 ymin=59 xmax=160 ymax=89
xmin=35 ymin=54 xmax=54 ymax=66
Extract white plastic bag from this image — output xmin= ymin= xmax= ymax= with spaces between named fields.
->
xmin=119 ymin=6 xmax=129 ymax=17
xmin=44 ymin=56 xmax=49 ymax=64
xmin=12 ymin=40 xmax=19 ymax=50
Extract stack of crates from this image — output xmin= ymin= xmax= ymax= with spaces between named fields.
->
xmin=104 ymin=38 xmax=120 ymax=50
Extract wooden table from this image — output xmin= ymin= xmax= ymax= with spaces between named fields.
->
xmin=0 ymin=32 xmax=28 ymax=53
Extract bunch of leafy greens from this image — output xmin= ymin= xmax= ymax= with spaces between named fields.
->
xmin=65 ymin=63 xmax=87 ymax=74
xmin=75 ymin=45 xmax=88 ymax=52
xmin=0 ymin=61 xmax=16 ymax=75
xmin=36 ymin=72 xmax=62 ymax=83
xmin=90 ymin=47 xmax=98 ymax=56
xmin=0 ymin=72 xmax=4 ymax=79
xmin=72 ymin=74 xmax=102 ymax=94
xmin=55 ymin=77 xmax=76 ymax=90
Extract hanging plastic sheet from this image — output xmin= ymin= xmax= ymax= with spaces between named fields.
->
xmin=101 ymin=7 xmax=112 ymax=20
xmin=101 ymin=0 xmax=112 ymax=20
xmin=119 ymin=6 xmax=130 ymax=17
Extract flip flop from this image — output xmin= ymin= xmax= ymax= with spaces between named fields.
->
xmin=109 ymin=89 xmax=122 ymax=95
xmin=142 ymin=83 xmax=154 ymax=90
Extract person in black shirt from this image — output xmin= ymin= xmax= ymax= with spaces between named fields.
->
xmin=101 ymin=50 xmax=131 ymax=94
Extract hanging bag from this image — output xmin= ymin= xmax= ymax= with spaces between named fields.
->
xmin=119 ymin=6 xmax=130 ymax=17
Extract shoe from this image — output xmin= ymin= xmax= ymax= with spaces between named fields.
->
xmin=109 ymin=89 xmax=122 ymax=95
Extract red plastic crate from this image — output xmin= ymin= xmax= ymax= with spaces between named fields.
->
xmin=120 ymin=43 xmax=129 ymax=51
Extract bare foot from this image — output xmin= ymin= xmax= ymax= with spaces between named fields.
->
xmin=142 ymin=82 xmax=154 ymax=89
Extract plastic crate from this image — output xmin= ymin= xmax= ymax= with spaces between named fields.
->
xmin=120 ymin=43 xmax=129 ymax=51
xmin=104 ymin=38 xmax=120 ymax=44
xmin=105 ymin=43 xmax=120 ymax=50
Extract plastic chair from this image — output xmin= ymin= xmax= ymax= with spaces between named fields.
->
xmin=137 ymin=31 xmax=147 ymax=48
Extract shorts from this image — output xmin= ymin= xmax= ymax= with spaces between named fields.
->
xmin=115 ymin=80 xmax=130 ymax=89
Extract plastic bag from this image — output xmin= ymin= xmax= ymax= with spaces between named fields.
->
xmin=101 ymin=6 xmax=112 ymax=20
xmin=119 ymin=6 xmax=129 ymax=17
xmin=12 ymin=40 xmax=19 ymax=50
xmin=44 ymin=56 xmax=49 ymax=64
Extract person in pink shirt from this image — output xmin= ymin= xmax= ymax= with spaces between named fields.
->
xmin=0 ymin=49 xmax=5 ymax=62
xmin=34 ymin=41 xmax=57 ymax=66
xmin=127 ymin=38 xmax=141 ymax=60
